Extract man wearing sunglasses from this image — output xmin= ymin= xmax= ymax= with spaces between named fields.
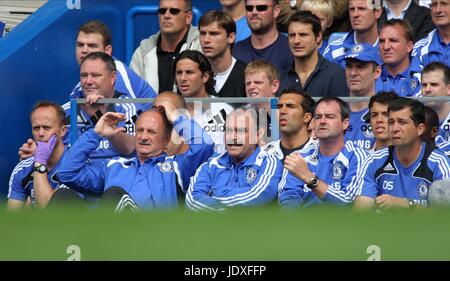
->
xmin=130 ymin=0 xmax=202 ymax=94
xmin=232 ymin=0 xmax=293 ymax=75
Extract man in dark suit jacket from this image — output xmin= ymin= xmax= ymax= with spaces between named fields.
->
xmin=378 ymin=0 xmax=435 ymax=42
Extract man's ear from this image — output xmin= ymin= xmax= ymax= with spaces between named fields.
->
xmin=417 ymin=123 xmax=426 ymax=137
xmin=60 ymin=125 xmax=68 ymax=139
xmin=374 ymin=65 xmax=382 ymax=80
xmin=105 ymin=45 xmax=112 ymax=56
xmin=316 ymin=31 xmax=323 ymax=46
xmin=185 ymin=10 xmax=193 ymax=25
xmin=271 ymin=79 xmax=280 ymax=95
xmin=342 ymin=117 xmax=350 ymax=132
xmin=304 ymin=112 xmax=313 ymax=124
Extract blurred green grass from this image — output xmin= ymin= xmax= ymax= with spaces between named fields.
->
xmin=1 ymin=206 xmax=449 ymax=261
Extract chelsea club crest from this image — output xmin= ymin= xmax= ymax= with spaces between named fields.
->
xmin=410 ymin=79 xmax=417 ymax=91
xmin=246 ymin=168 xmax=257 ymax=183
xmin=160 ymin=161 xmax=174 ymax=172
xmin=352 ymin=44 xmax=364 ymax=53
xmin=332 ymin=162 xmax=344 ymax=180
xmin=418 ymin=182 xmax=429 ymax=198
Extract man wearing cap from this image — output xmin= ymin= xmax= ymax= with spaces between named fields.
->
xmin=344 ymin=43 xmax=382 ymax=150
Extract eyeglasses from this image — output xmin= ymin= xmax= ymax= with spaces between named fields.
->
xmin=245 ymin=4 xmax=273 ymax=12
xmin=157 ymin=7 xmax=186 ymax=15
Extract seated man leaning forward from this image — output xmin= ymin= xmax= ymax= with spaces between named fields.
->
xmin=56 ymin=102 xmax=214 ymax=211
xmin=185 ymin=107 xmax=283 ymax=211
xmin=354 ymin=97 xmax=450 ymax=210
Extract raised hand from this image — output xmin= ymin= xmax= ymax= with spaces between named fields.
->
xmin=19 ymin=138 xmax=36 ymax=160
xmin=35 ymin=135 xmax=57 ymax=165
xmin=94 ymin=112 xmax=126 ymax=137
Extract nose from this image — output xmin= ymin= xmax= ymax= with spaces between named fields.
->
xmin=318 ymin=115 xmax=327 ymax=124
xmin=278 ymin=105 xmax=288 ymax=115
xmin=85 ymin=75 xmax=94 ymax=84
xmin=81 ymin=45 xmax=89 ymax=53
xmin=391 ymin=121 xmax=400 ymax=132
xmin=376 ymin=115 xmax=384 ymax=124
xmin=38 ymin=127 xmax=46 ymax=138
xmin=423 ymin=84 xmax=432 ymax=93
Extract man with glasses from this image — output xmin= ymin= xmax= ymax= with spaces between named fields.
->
xmin=232 ymin=0 xmax=293 ymax=74
xmin=130 ymin=0 xmax=202 ymax=93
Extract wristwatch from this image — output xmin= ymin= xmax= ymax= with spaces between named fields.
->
xmin=306 ymin=176 xmax=319 ymax=189
xmin=34 ymin=164 xmax=48 ymax=174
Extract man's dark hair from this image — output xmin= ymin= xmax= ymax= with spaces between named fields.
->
xmin=369 ymin=91 xmax=399 ymax=110
xmin=388 ymin=97 xmax=425 ymax=126
xmin=80 ymin=52 xmax=117 ymax=73
xmin=423 ymin=62 xmax=450 ymax=85
xmin=315 ymin=96 xmax=350 ymax=120
xmin=199 ymin=10 xmax=236 ymax=37
xmin=279 ymin=87 xmax=316 ymax=116
xmin=31 ymin=101 xmax=66 ymax=126
xmin=173 ymin=50 xmax=216 ymax=95
xmin=422 ymin=105 xmax=440 ymax=143
xmin=245 ymin=0 xmax=280 ymax=5
xmin=78 ymin=20 xmax=112 ymax=47
xmin=288 ymin=10 xmax=322 ymax=38
xmin=380 ymin=18 xmax=415 ymax=43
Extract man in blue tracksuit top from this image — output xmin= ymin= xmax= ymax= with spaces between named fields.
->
xmin=186 ymin=107 xmax=283 ymax=211
xmin=354 ymin=97 xmax=450 ymax=210
xmin=18 ymin=20 xmax=156 ymax=162
xmin=70 ymin=20 xmax=157 ymax=101
xmin=281 ymin=97 xmax=368 ymax=206
xmin=8 ymin=102 xmax=69 ymax=209
xmin=323 ymin=0 xmax=382 ymax=68
xmin=57 ymin=101 xmax=214 ymax=210
xmin=412 ymin=0 xmax=450 ymax=69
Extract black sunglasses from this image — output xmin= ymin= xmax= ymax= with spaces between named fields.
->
xmin=245 ymin=4 xmax=272 ymax=12
xmin=157 ymin=7 xmax=185 ymax=15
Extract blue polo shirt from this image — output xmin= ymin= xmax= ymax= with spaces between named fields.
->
xmin=375 ymin=60 xmax=422 ymax=97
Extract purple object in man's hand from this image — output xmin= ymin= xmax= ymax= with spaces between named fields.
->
xmin=34 ymin=135 xmax=57 ymax=165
